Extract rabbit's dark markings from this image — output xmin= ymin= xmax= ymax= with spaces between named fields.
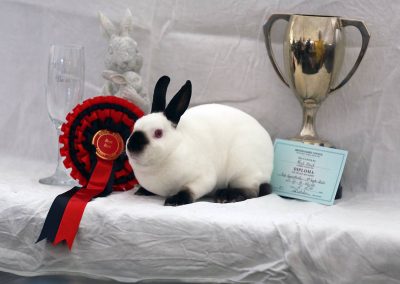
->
xmin=214 ymin=188 xmax=252 ymax=203
xmin=164 ymin=188 xmax=194 ymax=206
xmin=127 ymin=131 xmax=149 ymax=154
xmin=135 ymin=187 xmax=156 ymax=196
xmin=164 ymin=81 xmax=192 ymax=125
xmin=151 ymin=76 xmax=170 ymax=113
xmin=259 ymin=183 xmax=272 ymax=196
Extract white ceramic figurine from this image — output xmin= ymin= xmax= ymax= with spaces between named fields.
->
xmin=126 ymin=76 xmax=274 ymax=206
xmin=99 ymin=9 xmax=148 ymax=111
xmin=102 ymin=70 xmax=149 ymax=113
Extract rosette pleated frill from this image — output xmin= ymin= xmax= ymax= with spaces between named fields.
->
xmin=37 ymin=96 xmax=144 ymax=249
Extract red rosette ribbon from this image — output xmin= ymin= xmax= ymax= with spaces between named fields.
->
xmin=37 ymin=96 xmax=144 ymax=249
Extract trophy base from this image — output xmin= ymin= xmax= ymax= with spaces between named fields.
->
xmin=289 ymin=136 xmax=342 ymax=200
xmin=291 ymin=136 xmax=333 ymax=148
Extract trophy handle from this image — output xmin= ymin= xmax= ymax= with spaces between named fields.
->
xmin=329 ymin=19 xmax=370 ymax=93
xmin=263 ymin=14 xmax=291 ymax=87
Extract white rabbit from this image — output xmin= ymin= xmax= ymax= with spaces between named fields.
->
xmin=126 ymin=76 xmax=274 ymax=206
xmin=102 ymin=70 xmax=149 ymax=113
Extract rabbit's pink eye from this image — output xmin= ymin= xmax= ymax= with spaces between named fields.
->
xmin=154 ymin=129 xmax=163 ymax=138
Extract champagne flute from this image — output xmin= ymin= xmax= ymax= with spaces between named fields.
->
xmin=39 ymin=44 xmax=85 ymax=185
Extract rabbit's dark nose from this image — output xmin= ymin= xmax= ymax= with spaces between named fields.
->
xmin=127 ymin=131 xmax=149 ymax=154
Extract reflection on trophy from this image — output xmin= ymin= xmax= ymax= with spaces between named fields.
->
xmin=264 ymin=14 xmax=370 ymax=147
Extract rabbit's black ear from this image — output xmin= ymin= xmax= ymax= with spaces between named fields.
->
xmin=164 ymin=80 xmax=192 ymax=125
xmin=151 ymin=76 xmax=170 ymax=113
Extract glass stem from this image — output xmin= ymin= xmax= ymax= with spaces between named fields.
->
xmin=54 ymin=122 xmax=65 ymax=174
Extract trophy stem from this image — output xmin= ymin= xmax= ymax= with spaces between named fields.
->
xmin=292 ymin=100 xmax=332 ymax=148
xmin=300 ymin=102 xmax=319 ymax=139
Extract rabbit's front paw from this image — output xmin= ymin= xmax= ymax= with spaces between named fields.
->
xmin=164 ymin=188 xmax=193 ymax=206
xmin=135 ymin=187 xmax=155 ymax=196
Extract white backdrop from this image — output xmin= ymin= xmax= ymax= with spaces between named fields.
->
xmin=1 ymin=0 xmax=399 ymax=194
xmin=2 ymin=1 xmax=400 ymax=283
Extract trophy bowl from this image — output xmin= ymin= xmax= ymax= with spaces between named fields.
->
xmin=263 ymin=14 xmax=370 ymax=147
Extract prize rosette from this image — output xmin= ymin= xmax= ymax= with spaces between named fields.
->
xmin=37 ymin=96 xmax=144 ymax=249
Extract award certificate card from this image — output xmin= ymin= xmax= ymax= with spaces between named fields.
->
xmin=270 ymin=139 xmax=348 ymax=205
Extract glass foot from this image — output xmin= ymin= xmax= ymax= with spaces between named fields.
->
xmin=39 ymin=169 xmax=78 ymax=186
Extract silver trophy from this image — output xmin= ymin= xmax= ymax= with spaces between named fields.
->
xmin=264 ymin=14 xmax=370 ymax=147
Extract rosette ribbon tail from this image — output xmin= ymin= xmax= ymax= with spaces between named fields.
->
xmin=37 ymin=159 xmax=115 ymax=249
xmin=36 ymin=186 xmax=81 ymax=244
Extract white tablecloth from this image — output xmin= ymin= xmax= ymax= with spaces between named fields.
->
xmin=1 ymin=157 xmax=399 ymax=283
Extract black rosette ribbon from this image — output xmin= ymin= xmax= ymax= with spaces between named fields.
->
xmin=37 ymin=96 xmax=144 ymax=249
